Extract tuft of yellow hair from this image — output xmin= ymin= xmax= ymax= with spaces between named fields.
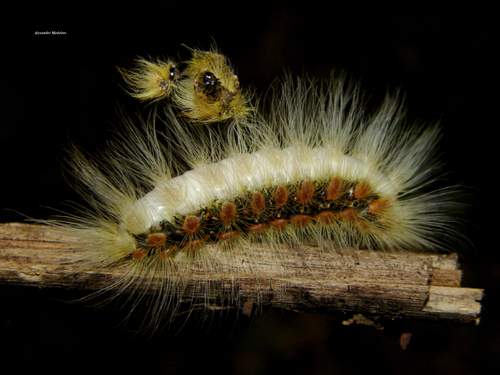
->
xmin=118 ymin=57 xmax=179 ymax=103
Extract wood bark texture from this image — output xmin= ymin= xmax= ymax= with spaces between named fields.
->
xmin=0 ymin=223 xmax=483 ymax=324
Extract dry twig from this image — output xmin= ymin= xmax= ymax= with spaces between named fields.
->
xmin=0 ymin=223 xmax=483 ymax=324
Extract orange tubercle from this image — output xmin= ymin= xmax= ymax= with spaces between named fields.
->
xmin=291 ymin=215 xmax=312 ymax=227
xmin=183 ymin=216 xmax=201 ymax=235
xmin=146 ymin=233 xmax=167 ymax=247
xmin=339 ymin=208 xmax=357 ymax=221
xmin=159 ymin=246 xmax=178 ymax=259
xmin=354 ymin=181 xmax=371 ymax=199
xmin=369 ymin=199 xmax=392 ymax=215
xmin=274 ymin=186 xmax=288 ymax=209
xmin=269 ymin=218 xmax=289 ymax=231
xmin=298 ymin=180 xmax=315 ymax=205
xmin=220 ymin=202 xmax=237 ymax=223
xmin=327 ymin=177 xmax=342 ymax=200
xmin=216 ymin=230 xmax=239 ymax=242
xmin=251 ymin=191 xmax=266 ymax=214
xmin=133 ymin=248 xmax=148 ymax=259
xmin=245 ymin=223 xmax=268 ymax=235
xmin=315 ymin=211 xmax=336 ymax=224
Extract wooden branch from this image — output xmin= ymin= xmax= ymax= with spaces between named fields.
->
xmin=0 ymin=223 xmax=483 ymax=324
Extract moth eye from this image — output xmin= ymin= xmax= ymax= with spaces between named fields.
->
xmin=169 ymin=66 xmax=179 ymax=80
xmin=198 ymin=71 xmax=220 ymax=100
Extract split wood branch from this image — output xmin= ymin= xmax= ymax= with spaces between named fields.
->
xmin=0 ymin=223 xmax=483 ymax=324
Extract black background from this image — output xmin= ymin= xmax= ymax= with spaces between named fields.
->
xmin=1 ymin=3 xmax=497 ymax=374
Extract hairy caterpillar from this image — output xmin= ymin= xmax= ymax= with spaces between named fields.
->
xmin=51 ymin=47 xmax=461 ymax=332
